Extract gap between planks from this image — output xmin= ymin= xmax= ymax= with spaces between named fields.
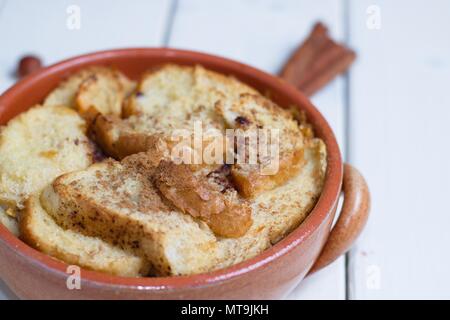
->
xmin=342 ymin=0 xmax=353 ymax=301
xmin=162 ymin=0 xmax=179 ymax=46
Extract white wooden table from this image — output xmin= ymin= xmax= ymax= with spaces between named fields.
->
xmin=1 ymin=0 xmax=449 ymax=300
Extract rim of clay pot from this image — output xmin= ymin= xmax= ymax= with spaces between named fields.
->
xmin=0 ymin=48 xmax=343 ymax=291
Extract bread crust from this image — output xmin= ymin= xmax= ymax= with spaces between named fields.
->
xmin=154 ymin=161 xmax=252 ymax=238
xmin=89 ymin=114 xmax=168 ymax=160
xmin=20 ymin=195 xmax=149 ymax=277
xmin=0 ymin=206 xmax=19 ymax=236
xmin=44 ymin=66 xmax=135 ymax=118
xmin=217 ymin=94 xmax=306 ymax=198
xmin=75 ymin=68 xmax=135 ymax=118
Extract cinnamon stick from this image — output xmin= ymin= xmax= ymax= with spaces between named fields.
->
xmin=280 ymin=22 xmax=356 ymax=96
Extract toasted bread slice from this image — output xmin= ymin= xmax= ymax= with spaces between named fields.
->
xmin=252 ymin=138 xmax=327 ymax=243
xmin=0 ymin=205 xmax=19 ymax=236
xmin=89 ymin=114 xmax=168 ymax=160
xmin=122 ymin=64 xmax=257 ymax=118
xmin=20 ymin=195 xmax=148 ymax=277
xmin=123 ymin=64 xmax=195 ymax=117
xmin=90 ymin=111 xmax=226 ymax=162
xmin=44 ymin=67 xmax=106 ymax=108
xmin=0 ymin=105 xmax=95 ymax=210
xmin=217 ymin=94 xmax=305 ymax=198
xmin=40 ymin=154 xmax=218 ymax=276
xmin=75 ymin=69 xmax=135 ymax=118
xmin=43 ymin=66 xmax=135 ymax=117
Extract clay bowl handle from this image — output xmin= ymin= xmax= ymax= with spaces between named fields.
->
xmin=308 ymin=163 xmax=370 ymax=275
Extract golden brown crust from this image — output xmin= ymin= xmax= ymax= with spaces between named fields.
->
xmin=89 ymin=114 xmax=122 ymax=158
xmin=44 ymin=66 xmax=135 ymax=111
xmin=121 ymin=94 xmax=138 ymax=118
xmin=20 ymin=195 xmax=149 ymax=277
xmin=89 ymin=114 xmax=169 ymax=161
xmin=75 ymin=69 xmax=130 ymax=118
xmin=217 ymin=93 xmax=306 ymax=198
xmin=18 ymin=200 xmax=36 ymax=245
xmin=89 ymin=112 xmax=227 ymax=164
xmin=231 ymin=148 xmax=305 ymax=198
xmin=43 ymin=161 xmax=169 ymax=251
xmin=154 ymin=161 xmax=252 ymax=238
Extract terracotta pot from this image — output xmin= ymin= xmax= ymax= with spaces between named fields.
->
xmin=0 ymin=48 xmax=370 ymax=299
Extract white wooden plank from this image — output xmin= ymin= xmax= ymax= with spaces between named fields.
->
xmin=0 ymin=0 xmax=173 ymax=93
xmin=0 ymin=0 xmax=173 ymax=300
xmin=170 ymin=0 xmax=347 ymax=300
xmin=348 ymin=0 xmax=450 ymax=299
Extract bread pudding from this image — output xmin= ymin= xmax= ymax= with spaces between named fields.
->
xmin=0 ymin=64 xmax=327 ymax=277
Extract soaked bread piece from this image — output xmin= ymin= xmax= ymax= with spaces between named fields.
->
xmin=252 ymin=138 xmax=327 ymax=243
xmin=122 ymin=64 xmax=257 ymax=118
xmin=154 ymin=161 xmax=252 ymax=238
xmin=89 ymin=114 xmax=170 ymax=160
xmin=20 ymin=194 xmax=149 ymax=277
xmin=44 ymin=66 xmax=135 ymax=117
xmin=217 ymin=93 xmax=305 ymax=198
xmin=75 ymin=72 xmax=126 ymax=117
xmin=89 ymin=111 xmax=225 ymax=162
xmin=43 ymin=68 xmax=99 ymax=108
xmin=0 ymin=105 xmax=95 ymax=211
